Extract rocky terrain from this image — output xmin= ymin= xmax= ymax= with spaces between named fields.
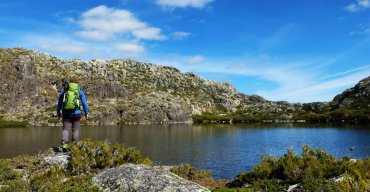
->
xmin=0 ymin=47 xmax=369 ymax=126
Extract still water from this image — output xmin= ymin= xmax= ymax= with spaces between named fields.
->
xmin=1 ymin=123 xmax=370 ymax=179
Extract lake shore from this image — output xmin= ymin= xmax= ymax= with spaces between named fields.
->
xmin=1 ymin=140 xmax=369 ymax=191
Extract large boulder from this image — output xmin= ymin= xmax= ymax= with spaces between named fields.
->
xmin=93 ymin=163 xmax=210 ymax=192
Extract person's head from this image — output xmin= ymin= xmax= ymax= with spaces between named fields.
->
xmin=62 ymin=79 xmax=69 ymax=89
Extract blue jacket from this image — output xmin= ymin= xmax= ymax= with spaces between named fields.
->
xmin=57 ymin=89 xmax=89 ymax=116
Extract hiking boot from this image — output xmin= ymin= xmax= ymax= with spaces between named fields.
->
xmin=53 ymin=146 xmax=62 ymax=152
xmin=62 ymin=142 xmax=69 ymax=152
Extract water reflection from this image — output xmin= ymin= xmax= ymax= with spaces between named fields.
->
xmin=0 ymin=123 xmax=369 ymax=179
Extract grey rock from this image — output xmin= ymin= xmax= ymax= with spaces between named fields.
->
xmin=287 ymin=183 xmax=302 ymax=192
xmin=42 ymin=151 xmax=71 ymax=169
xmin=93 ymin=163 xmax=210 ymax=192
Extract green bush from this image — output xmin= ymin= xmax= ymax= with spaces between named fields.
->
xmin=170 ymin=163 xmax=212 ymax=181
xmin=227 ymin=145 xmax=370 ymax=191
xmin=69 ymin=139 xmax=152 ymax=175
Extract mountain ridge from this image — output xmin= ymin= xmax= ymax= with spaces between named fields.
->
xmin=0 ymin=47 xmax=369 ymax=126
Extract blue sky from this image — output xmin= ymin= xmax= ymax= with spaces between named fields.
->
xmin=1 ymin=0 xmax=370 ymax=103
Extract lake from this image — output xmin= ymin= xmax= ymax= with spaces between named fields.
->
xmin=0 ymin=123 xmax=369 ymax=179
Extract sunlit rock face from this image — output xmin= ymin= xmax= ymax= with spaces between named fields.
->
xmin=331 ymin=76 xmax=370 ymax=110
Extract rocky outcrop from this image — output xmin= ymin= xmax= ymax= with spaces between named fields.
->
xmin=93 ymin=163 xmax=210 ymax=192
xmin=33 ymin=151 xmax=210 ymax=191
xmin=331 ymin=76 xmax=370 ymax=110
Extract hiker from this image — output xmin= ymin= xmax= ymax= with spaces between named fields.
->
xmin=56 ymin=78 xmax=89 ymax=152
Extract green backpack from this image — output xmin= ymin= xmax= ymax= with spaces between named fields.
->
xmin=63 ymin=83 xmax=81 ymax=110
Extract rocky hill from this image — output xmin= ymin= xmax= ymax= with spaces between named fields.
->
xmin=0 ymin=48 xmax=369 ymax=126
xmin=331 ymin=76 xmax=370 ymax=110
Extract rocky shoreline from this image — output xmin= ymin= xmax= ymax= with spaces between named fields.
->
xmin=0 ymin=140 xmax=368 ymax=191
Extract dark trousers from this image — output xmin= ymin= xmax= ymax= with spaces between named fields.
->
xmin=61 ymin=114 xmax=81 ymax=143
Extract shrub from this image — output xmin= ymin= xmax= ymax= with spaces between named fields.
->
xmin=170 ymin=164 xmax=228 ymax=188
xmin=170 ymin=163 xmax=212 ymax=181
xmin=227 ymin=145 xmax=370 ymax=191
xmin=0 ymin=159 xmax=30 ymax=192
xmin=69 ymin=139 xmax=152 ymax=175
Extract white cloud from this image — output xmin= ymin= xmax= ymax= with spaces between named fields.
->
xmin=20 ymin=33 xmax=150 ymax=60
xmin=132 ymin=28 xmax=167 ymax=40
xmin=114 ymin=43 xmax=145 ymax=55
xmin=359 ymin=0 xmax=370 ymax=7
xmin=76 ymin=30 xmax=114 ymax=41
xmin=187 ymin=55 xmax=205 ymax=64
xmin=40 ymin=44 xmax=88 ymax=54
xmin=256 ymin=69 xmax=370 ymax=102
xmin=76 ymin=5 xmax=166 ymax=41
xmin=345 ymin=0 xmax=370 ymax=12
xmin=171 ymin=31 xmax=191 ymax=39
xmin=155 ymin=0 xmax=213 ymax=8
xmin=320 ymin=64 xmax=370 ymax=80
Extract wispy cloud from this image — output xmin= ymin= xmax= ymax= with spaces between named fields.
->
xmin=76 ymin=5 xmax=166 ymax=41
xmin=349 ymin=28 xmax=370 ymax=35
xmin=187 ymin=55 xmax=205 ymax=64
xmin=259 ymin=23 xmax=296 ymax=51
xmin=155 ymin=0 xmax=213 ymax=8
xmin=171 ymin=31 xmax=191 ymax=39
xmin=114 ymin=43 xmax=145 ymax=55
xmin=40 ymin=44 xmax=88 ymax=55
xmin=345 ymin=0 xmax=370 ymax=12
xmin=320 ymin=64 xmax=370 ymax=80
xmin=151 ymin=50 xmax=370 ymax=103
xmin=257 ymin=69 xmax=370 ymax=102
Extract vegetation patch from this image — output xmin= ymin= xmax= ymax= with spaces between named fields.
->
xmin=0 ymin=139 xmax=152 ymax=191
xmin=226 ymin=145 xmax=370 ymax=191
xmin=1 ymin=140 xmax=369 ymax=191
xmin=170 ymin=164 xmax=228 ymax=189
xmin=193 ymin=108 xmax=370 ymax=124
xmin=0 ymin=120 xmax=28 ymax=128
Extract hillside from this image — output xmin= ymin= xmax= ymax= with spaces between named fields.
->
xmin=331 ymin=76 xmax=370 ymax=110
xmin=0 ymin=48 xmax=369 ymax=126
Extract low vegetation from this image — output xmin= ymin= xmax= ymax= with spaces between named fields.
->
xmin=220 ymin=145 xmax=370 ymax=191
xmin=0 ymin=116 xmax=28 ymax=128
xmin=170 ymin=164 xmax=228 ymax=188
xmin=193 ymin=108 xmax=370 ymax=124
xmin=0 ymin=141 xmax=368 ymax=191
xmin=0 ymin=139 xmax=151 ymax=191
